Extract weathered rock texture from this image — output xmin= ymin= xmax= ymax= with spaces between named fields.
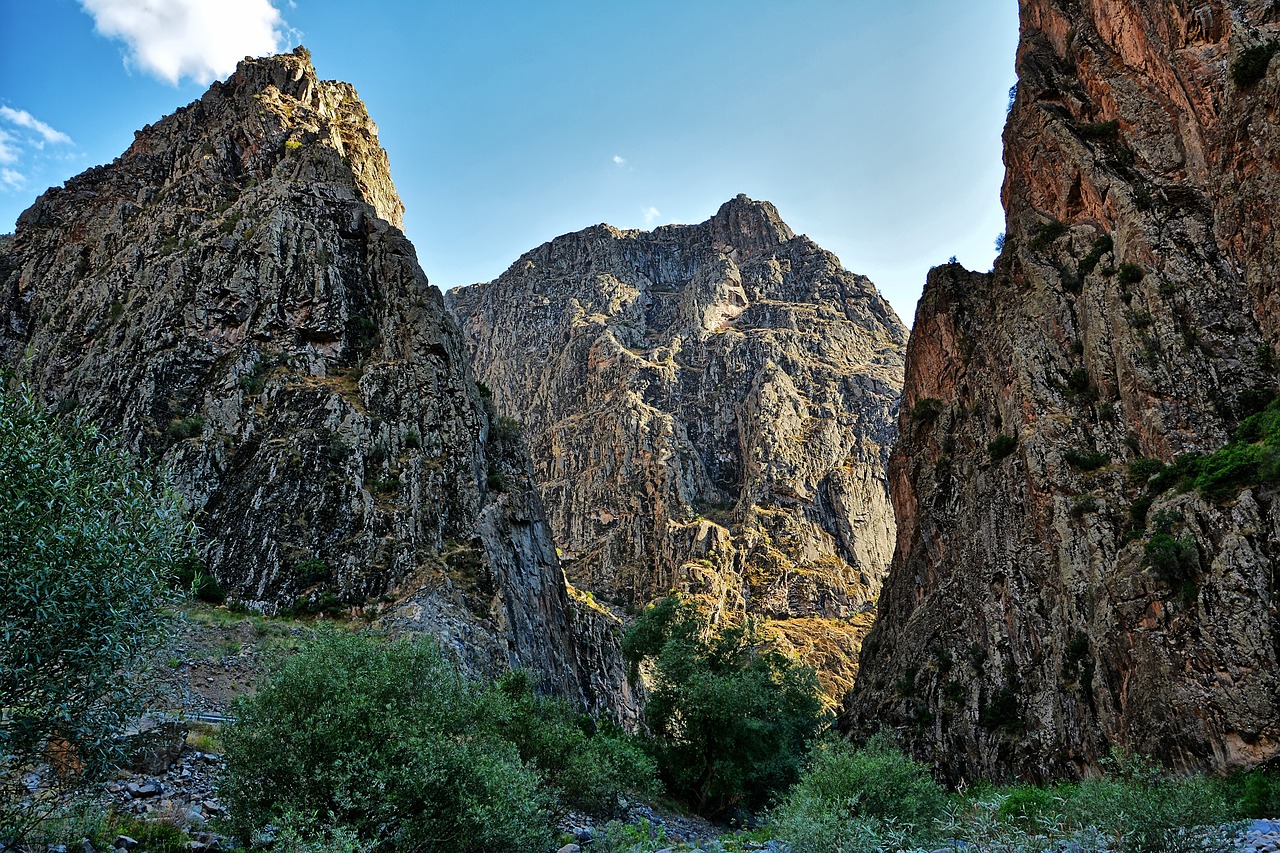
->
xmin=849 ymin=2 xmax=1280 ymax=779
xmin=0 ymin=48 xmax=583 ymax=697
xmin=448 ymin=196 xmax=906 ymax=701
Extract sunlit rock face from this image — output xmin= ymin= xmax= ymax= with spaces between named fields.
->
xmin=0 ymin=48 xmax=588 ymax=701
xmin=448 ymin=195 xmax=907 ymax=703
xmin=847 ymin=1 xmax=1280 ymax=781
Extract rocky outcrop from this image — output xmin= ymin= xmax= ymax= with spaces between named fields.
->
xmin=848 ymin=2 xmax=1280 ymax=779
xmin=0 ymin=48 xmax=582 ymax=696
xmin=448 ymin=196 xmax=906 ymax=700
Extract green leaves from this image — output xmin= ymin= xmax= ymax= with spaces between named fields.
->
xmin=1 ymin=382 xmax=194 ymax=843
xmin=623 ymin=596 xmax=827 ymax=815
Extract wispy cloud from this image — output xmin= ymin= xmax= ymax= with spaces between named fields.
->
xmin=612 ymin=155 xmax=627 ymax=167
xmin=643 ymin=206 xmax=661 ymax=226
xmin=0 ymin=107 xmax=72 ymax=146
xmin=0 ymin=129 xmax=18 ymax=166
xmin=0 ymin=108 xmax=73 ymax=194
xmin=78 ymin=0 xmax=293 ymax=86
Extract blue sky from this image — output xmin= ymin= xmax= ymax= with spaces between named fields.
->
xmin=0 ymin=0 xmax=1018 ymax=322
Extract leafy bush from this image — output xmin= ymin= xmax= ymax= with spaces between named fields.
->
xmin=989 ymin=434 xmax=1018 ymax=461
xmin=1143 ymin=533 xmax=1199 ymax=586
xmin=475 ymin=669 xmax=659 ymax=815
xmin=1233 ymin=42 xmax=1278 ymax=87
xmin=621 ymin=596 xmax=826 ymax=815
xmin=1078 ymin=234 xmax=1114 ymax=277
xmin=220 ymin=631 xmax=555 ymax=852
xmin=1117 ymin=263 xmax=1145 ymax=285
xmin=1030 ymin=219 xmax=1069 ymax=251
xmin=1 ymin=383 xmax=193 ymax=845
xmin=1224 ymin=769 xmax=1280 ymax=818
xmin=171 ymin=554 xmax=227 ymax=604
xmin=772 ymin=734 xmax=947 ymax=853
xmin=166 ymin=414 xmax=205 ymax=439
xmin=1061 ymin=752 xmax=1234 ymax=853
xmin=1065 ymin=449 xmax=1110 ymax=471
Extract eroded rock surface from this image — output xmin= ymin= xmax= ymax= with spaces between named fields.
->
xmin=848 ymin=2 xmax=1280 ymax=779
xmin=0 ymin=48 xmax=582 ymax=696
xmin=448 ymin=196 xmax=906 ymax=700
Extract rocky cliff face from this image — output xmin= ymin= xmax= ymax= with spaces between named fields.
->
xmin=848 ymin=2 xmax=1280 ymax=779
xmin=448 ymin=196 xmax=906 ymax=700
xmin=0 ymin=48 xmax=583 ymax=697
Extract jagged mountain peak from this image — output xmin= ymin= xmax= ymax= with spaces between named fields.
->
xmin=1 ymin=48 xmax=588 ymax=705
xmin=449 ymin=199 xmax=906 ymax=704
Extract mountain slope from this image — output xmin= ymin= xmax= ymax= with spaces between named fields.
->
xmin=0 ymin=48 xmax=583 ymax=696
xmin=848 ymin=1 xmax=1280 ymax=779
xmin=448 ymin=196 xmax=906 ymax=700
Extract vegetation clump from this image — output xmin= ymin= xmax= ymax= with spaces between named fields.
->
xmin=988 ymin=433 xmax=1018 ymax=461
xmin=1233 ymin=42 xmax=1279 ymax=87
xmin=622 ymin=596 xmax=826 ymax=815
xmin=1 ymin=382 xmax=194 ymax=846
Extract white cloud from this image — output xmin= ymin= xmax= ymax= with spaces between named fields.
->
xmin=643 ymin=206 xmax=661 ymax=226
xmin=612 ymin=155 xmax=627 ymax=166
xmin=0 ymin=168 xmax=25 ymax=190
xmin=78 ymin=0 xmax=291 ymax=86
xmin=0 ymin=129 xmax=18 ymax=166
xmin=0 ymin=107 xmax=72 ymax=146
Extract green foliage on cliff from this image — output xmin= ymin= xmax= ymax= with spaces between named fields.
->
xmin=1 ymin=382 xmax=193 ymax=845
xmin=1233 ymin=42 xmax=1278 ymax=87
xmin=622 ymin=596 xmax=826 ymax=815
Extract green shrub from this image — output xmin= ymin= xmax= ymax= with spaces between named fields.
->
xmin=1224 ymin=769 xmax=1280 ymax=818
xmin=1117 ymin=263 xmax=1145 ymax=285
xmin=1065 ymin=449 xmax=1110 ymax=471
xmin=1030 ymin=219 xmax=1069 ymax=251
xmin=0 ymin=383 xmax=193 ymax=846
xmin=220 ymin=631 xmax=555 ymax=852
xmin=1233 ymin=42 xmax=1278 ymax=87
xmin=621 ymin=596 xmax=826 ymax=815
xmin=1062 ymin=751 xmax=1233 ymax=853
xmin=1143 ymin=533 xmax=1199 ymax=586
xmin=989 ymin=434 xmax=1018 ymax=461
xmin=166 ymin=414 xmax=205 ymax=439
xmin=171 ymin=554 xmax=227 ymax=604
xmin=1066 ymin=368 xmax=1092 ymax=394
xmin=772 ymin=734 xmax=947 ymax=853
xmin=1078 ymin=234 xmax=1114 ymax=277
xmin=475 ymin=669 xmax=659 ymax=816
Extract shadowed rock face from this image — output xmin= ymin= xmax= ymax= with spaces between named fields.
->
xmin=448 ymin=195 xmax=906 ymax=702
xmin=0 ymin=48 xmax=584 ymax=699
xmin=848 ymin=2 xmax=1280 ymax=780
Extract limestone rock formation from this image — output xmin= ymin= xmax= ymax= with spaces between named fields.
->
xmin=848 ymin=2 xmax=1280 ymax=779
xmin=448 ymin=196 xmax=906 ymax=700
xmin=0 ymin=48 xmax=582 ymax=696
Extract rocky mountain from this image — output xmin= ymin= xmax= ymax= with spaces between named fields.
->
xmin=0 ymin=48 xmax=585 ymax=698
xmin=447 ymin=196 xmax=906 ymax=700
xmin=848 ymin=1 xmax=1280 ymax=779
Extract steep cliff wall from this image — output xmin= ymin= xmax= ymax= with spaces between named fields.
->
xmin=448 ymin=196 xmax=905 ymax=700
xmin=849 ymin=1 xmax=1280 ymax=780
xmin=0 ymin=48 xmax=583 ymax=697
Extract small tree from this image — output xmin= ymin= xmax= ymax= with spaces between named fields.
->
xmin=220 ymin=631 xmax=556 ymax=852
xmin=1 ymin=383 xmax=192 ymax=844
xmin=621 ymin=596 xmax=827 ymax=815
